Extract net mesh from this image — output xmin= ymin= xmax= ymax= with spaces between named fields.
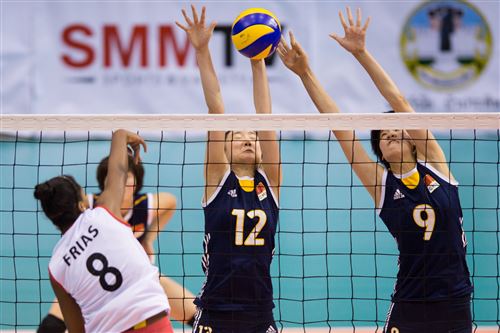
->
xmin=0 ymin=113 xmax=499 ymax=332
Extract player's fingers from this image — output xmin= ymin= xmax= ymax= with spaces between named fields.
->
xmin=346 ymin=6 xmax=354 ymax=26
xmin=339 ymin=11 xmax=348 ymax=31
xmin=277 ymin=41 xmax=286 ymax=55
xmin=289 ymin=30 xmax=296 ymax=47
xmin=363 ymin=16 xmax=371 ymax=32
xmin=356 ymin=8 xmax=362 ymax=27
xmin=175 ymin=21 xmax=188 ymax=32
xmin=329 ymin=33 xmax=341 ymax=43
xmin=208 ymin=21 xmax=217 ymax=33
xmin=181 ymin=9 xmax=193 ymax=26
xmin=294 ymin=40 xmax=305 ymax=56
xmin=191 ymin=4 xmax=199 ymax=24
xmin=276 ymin=46 xmax=286 ymax=60
xmin=200 ymin=6 xmax=206 ymax=25
xmin=280 ymin=35 xmax=290 ymax=51
xmin=141 ymin=140 xmax=147 ymax=153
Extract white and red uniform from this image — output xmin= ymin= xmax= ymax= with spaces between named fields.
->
xmin=49 ymin=206 xmax=170 ymax=333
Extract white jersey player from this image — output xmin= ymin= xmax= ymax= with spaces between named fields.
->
xmin=34 ymin=129 xmax=173 ymax=333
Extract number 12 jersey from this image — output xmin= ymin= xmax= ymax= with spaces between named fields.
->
xmin=195 ymin=168 xmax=279 ymax=311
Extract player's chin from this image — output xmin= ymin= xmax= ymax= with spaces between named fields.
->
xmin=384 ymin=153 xmax=404 ymax=165
xmin=233 ymin=156 xmax=257 ymax=166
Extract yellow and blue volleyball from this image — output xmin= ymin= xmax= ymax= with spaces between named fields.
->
xmin=231 ymin=8 xmax=281 ymax=60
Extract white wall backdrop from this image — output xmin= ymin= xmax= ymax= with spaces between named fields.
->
xmin=2 ymin=1 xmax=499 ymax=115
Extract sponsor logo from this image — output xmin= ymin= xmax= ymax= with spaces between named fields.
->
xmin=393 ymin=188 xmax=405 ymax=200
xmin=266 ymin=326 xmax=277 ymax=333
xmin=59 ymin=23 xmax=284 ymax=87
xmin=400 ymin=1 xmax=492 ymax=91
xmin=227 ymin=189 xmax=237 ymax=198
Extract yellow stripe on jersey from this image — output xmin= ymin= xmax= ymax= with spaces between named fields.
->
xmin=134 ymin=194 xmax=147 ymax=206
xmin=401 ymin=171 xmax=420 ymax=190
xmin=238 ymin=179 xmax=254 ymax=192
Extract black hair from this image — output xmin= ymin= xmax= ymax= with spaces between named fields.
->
xmin=34 ymin=175 xmax=83 ymax=232
xmin=370 ymin=129 xmax=391 ymax=169
xmin=370 ymin=110 xmax=417 ymax=170
xmin=96 ymin=155 xmax=144 ymax=194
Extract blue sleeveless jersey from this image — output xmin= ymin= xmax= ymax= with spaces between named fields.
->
xmin=88 ymin=193 xmax=152 ymax=243
xmin=195 ymin=169 xmax=279 ymax=311
xmin=379 ymin=162 xmax=472 ymax=301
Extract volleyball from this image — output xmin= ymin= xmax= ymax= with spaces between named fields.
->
xmin=231 ymin=8 xmax=281 ymax=60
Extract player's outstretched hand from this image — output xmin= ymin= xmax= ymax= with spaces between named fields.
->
xmin=175 ymin=5 xmax=217 ymax=51
xmin=330 ymin=7 xmax=370 ymax=56
xmin=277 ymin=31 xmax=310 ymax=77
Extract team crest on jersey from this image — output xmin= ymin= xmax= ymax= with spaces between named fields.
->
xmin=256 ymin=182 xmax=267 ymax=201
xmin=424 ymin=174 xmax=440 ymax=193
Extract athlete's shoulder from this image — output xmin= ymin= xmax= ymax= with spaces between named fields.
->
xmin=203 ymin=169 xmax=235 ymax=207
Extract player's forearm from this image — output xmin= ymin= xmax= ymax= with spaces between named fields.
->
xmin=108 ymin=130 xmax=129 ymax=183
xmin=299 ymin=68 xmax=341 ymax=115
xmin=353 ymin=49 xmax=410 ymax=112
xmin=251 ymin=60 xmax=272 ymax=114
xmin=196 ymin=48 xmax=224 ymax=114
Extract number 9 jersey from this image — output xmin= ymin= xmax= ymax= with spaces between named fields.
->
xmin=378 ymin=161 xmax=473 ymax=301
xmin=195 ymin=168 xmax=279 ymax=311
xmin=48 ymin=206 xmax=170 ymax=333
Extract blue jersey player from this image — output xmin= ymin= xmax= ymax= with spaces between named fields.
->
xmin=278 ymin=7 xmax=472 ymax=333
xmin=176 ymin=5 xmax=282 ymax=333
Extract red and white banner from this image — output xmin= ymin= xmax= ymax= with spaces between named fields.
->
xmin=2 ymin=1 xmax=499 ymax=115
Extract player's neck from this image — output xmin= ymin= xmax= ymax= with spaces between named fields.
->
xmin=231 ymin=164 xmax=255 ymax=178
xmin=390 ymin=161 xmax=417 ymax=176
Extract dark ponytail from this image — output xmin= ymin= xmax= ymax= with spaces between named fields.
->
xmin=34 ymin=175 xmax=83 ymax=232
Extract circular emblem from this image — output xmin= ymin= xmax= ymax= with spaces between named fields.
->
xmin=401 ymin=0 xmax=492 ymax=91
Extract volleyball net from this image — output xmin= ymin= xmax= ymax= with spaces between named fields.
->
xmin=0 ymin=113 xmax=499 ymax=332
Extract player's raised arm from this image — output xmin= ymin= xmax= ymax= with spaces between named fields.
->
xmin=250 ymin=59 xmax=281 ymax=196
xmin=278 ymin=31 xmax=383 ymax=202
xmin=331 ymin=7 xmax=452 ymax=180
xmin=96 ymin=130 xmax=146 ymax=216
xmin=176 ymin=5 xmax=228 ymax=199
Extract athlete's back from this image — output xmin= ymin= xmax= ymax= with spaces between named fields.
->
xmin=49 ymin=206 xmax=169 ymax=332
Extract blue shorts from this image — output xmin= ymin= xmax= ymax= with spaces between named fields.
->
xmin=192 ymin=308 xmax=277 ymax=333
xmin=384 ymin=296 xmax=472 ymax=333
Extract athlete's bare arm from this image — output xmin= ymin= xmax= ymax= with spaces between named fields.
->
xmin=250 ymin=59 xmax=282 ymax=196
xmin=278 ymin=31 xmax=383 ymax=202
xmin=331 ymin=7 xmax=453 ymax=180
xmin=176 ymin=5 xmax=228 ymax=201
xmin=97 ymin=130 xmax=147 ymax=216
xmin=50 ymin=277 xmax=84 ymax=332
